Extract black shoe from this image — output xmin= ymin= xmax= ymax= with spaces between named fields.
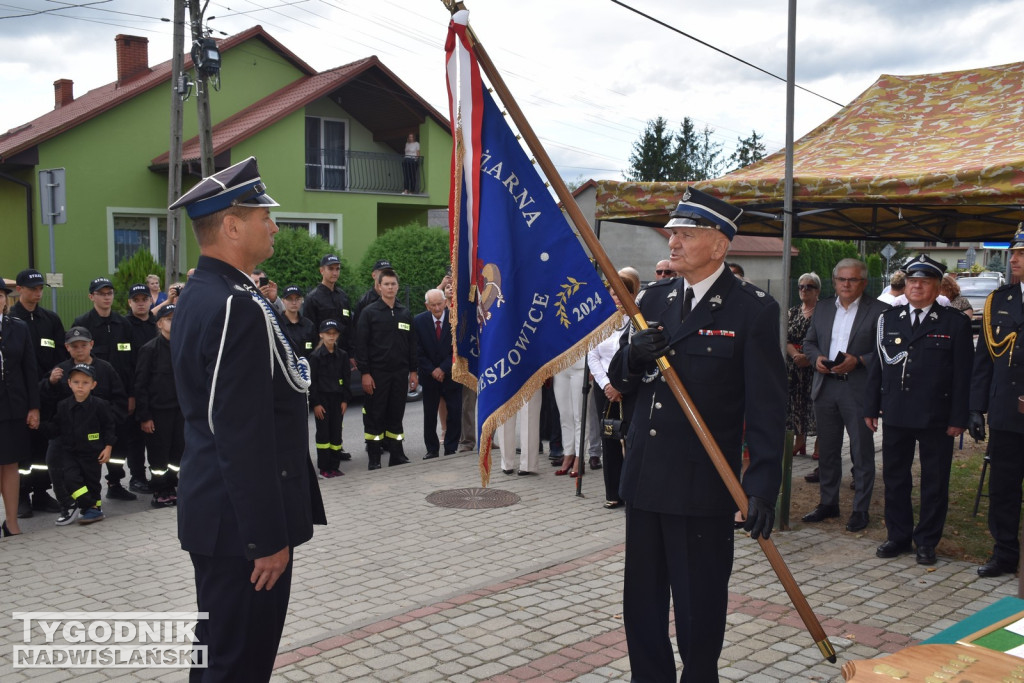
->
xmin=105 ymin=484 xmax=137 ymax=501
xmin=17 ymin=493 xmax=33 ymax=519
xmin=916 ymin=546 xmax=937 ymax=565
xmin=368 ymin=462 xmax=381 ymax=471
xmin=423 ymin=452 xmax=439 ymax=460
xmin=129 ymin=478 xmax=152 ymax=494
xmin=801 ymin=505 xmax=839 ymax=523
xmin=338 ymin=450 xmax=352 ymax=461
xmin=388 ymin=455 xmax=410 ymax=466
xmin=589 ymin=457 xmax=602 ymax=470
xmin=804 ymin=467 xmax=820 ymax=483
xmin=502 ymin=469 xmax=514 ymax=475
xmin=517 ymin=470 xmax=538 ymax=476
xmin=845 ymin=511 xmax=869 ymax=532
xmin=443 ymin=449 xmax=457 ymax=456
xmin=978 ymin=557 xmax=1017 ymax=577
xmin=875 ymin=540 xmax=912 ymax=558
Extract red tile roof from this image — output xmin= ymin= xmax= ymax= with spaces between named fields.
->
xmin=0 ymin=26 xmax=317 ymax=162
xmin=151 ymin=57 xmax=450 ymax=167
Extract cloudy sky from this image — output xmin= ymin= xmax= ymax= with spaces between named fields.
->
xmin=3 ymin=0 xmax=1024 ymax=182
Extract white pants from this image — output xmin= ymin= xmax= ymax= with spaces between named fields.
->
xmin=554 ymin=358 xmax=586 ymax=457
xmin=497 ymin=390 xmax=541 ymax=472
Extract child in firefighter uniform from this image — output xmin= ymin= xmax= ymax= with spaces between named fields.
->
xmin=309 ymin=319 xmax=351 ymax=477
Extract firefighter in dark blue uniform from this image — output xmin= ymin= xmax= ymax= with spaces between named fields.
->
xmin=10 ymin=268 xmax=66 ymax=517
xmin=354 ymin=268 xmax=418 ymax=470
xmin=609 ymin=188 xmax=784 ymax=682
xmin=864 ymin=255 xmax=972 ymax=566
xmin=969 ymin=227 xmax=1024 ymax=577
xmin=169 ymin=157 xmax=326 ymax=681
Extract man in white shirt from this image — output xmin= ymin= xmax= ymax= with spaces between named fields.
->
xmin=801 ymin=258 xmax=889 ymax=532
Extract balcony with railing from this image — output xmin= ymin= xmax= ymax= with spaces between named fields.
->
xmin=305 ymin=148 xmax=423 ymax=194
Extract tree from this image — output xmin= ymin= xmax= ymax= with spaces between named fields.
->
xmin=625 ymin=116 xmax=730 ymax=182
xmin=625 ymin=117 xmax=676 ymax=182
xmin=258 ymin=227 xmax=356 ymax=296
xmin=358 ymin=223 xmax=450 ymax=308
xmin=112 ymin=248 xmax=165 ymax=315
xmin=728 ymin=130 xmax=766 ymax=171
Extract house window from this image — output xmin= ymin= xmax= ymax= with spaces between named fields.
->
xmin=306 ymin=116 xmax=348 ymax=191
xmin=113 ymin=215 xmax=166 ymax=266
xmin=273 ymin=213 xmax=342 ymax=249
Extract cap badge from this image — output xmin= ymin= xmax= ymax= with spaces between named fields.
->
xmin=709 ymin=294 xmax=723 ymax=305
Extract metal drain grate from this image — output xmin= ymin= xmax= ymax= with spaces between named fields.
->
xmin=426 ymin=487 xmax=520 ymax=509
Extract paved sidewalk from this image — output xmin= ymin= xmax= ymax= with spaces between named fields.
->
xmin=1 ymin=412 xmax=1015 ymax=682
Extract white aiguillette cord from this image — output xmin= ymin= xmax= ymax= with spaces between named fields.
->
xmin=208 ymin=286 xmax=311 ymax=434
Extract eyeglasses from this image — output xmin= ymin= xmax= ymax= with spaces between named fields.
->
xmin=656 ymin=270 xmax=675 ymax=276
xmin=797 ymin=284 xmax=818 ymax=291
xmin=834 ymin=277 xmax=865 ymax=284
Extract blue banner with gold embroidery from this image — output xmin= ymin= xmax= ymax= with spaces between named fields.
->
xmin=447 ymin=16 xmax=617 ymax=485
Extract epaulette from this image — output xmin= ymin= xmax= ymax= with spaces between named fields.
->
xmin=646 ymin=277 xmax=676 ymax=290
xmin=734 ymin=279 xmax=773 ymax=305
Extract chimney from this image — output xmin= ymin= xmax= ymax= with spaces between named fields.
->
xmin=115 ymin=34 xmax=150 ymax=84
xmin=54 ymin=79 xmax=74 ymax=109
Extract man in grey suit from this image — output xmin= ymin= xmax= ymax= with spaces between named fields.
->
xmin=801 ymin=258 xmax=889 ymax=532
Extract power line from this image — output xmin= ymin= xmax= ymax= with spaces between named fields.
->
xmin=608 ymin=0 xmax=845 ymax=108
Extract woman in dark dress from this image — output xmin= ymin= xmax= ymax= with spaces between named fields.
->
xmin=785 ymin=272 xmax=819 ymax=457
xmin=0 ymin=279 xmax=40 ymax=536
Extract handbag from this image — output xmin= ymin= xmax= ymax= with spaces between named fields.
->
xmin=601 ymin=400 xmax=625 ymax=440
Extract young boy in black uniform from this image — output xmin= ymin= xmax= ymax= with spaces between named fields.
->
xmin=309 ymin=319 xmax=351 ymax=477
xmin=135 ymin=304 xmax=183 ymax=508
xmin=280 ymin=285 xmax=316 ymax=359
xmin=41 ymin=326 xmax=129 ymax=525
xmin=73 ymin=277 xmax=142 ymax=499
xmin=44 ymin=364 xmax=117 ymax=525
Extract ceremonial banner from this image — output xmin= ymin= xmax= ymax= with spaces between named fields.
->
xmin=445 ymin=11 xmax=618 ymax=485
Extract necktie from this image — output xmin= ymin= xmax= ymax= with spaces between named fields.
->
xmin=912 ymin=308 xmax=922 ymax=329
xmin=681 ymin=287 xmax=694 ymax=322
xmin=435 ymin=319 xmax=442 ymax=340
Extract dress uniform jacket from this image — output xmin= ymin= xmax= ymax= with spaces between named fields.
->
xmin=608 ymin=270 xmax=786 ymax=516
xmin=971 ymin=283 xmax=1024 ymax=433
xmin=354 ymin=299 xmax=417 ymax=375
xmin=0 ymin=315 xmax=41 ymax=423
xmin=302 ymin=283 xmax=353 ymax=355
xmin=9 ymin=302 xmax=67 ymax=381
xmin=172 ymin=255 xmax=326 ymax=561
xmin=865 ymin=304 xmax=973 ymax=428
xmin=72 ymin=309 xmax=137 ymax=397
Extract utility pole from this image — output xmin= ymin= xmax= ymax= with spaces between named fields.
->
xmin=165 ymin=0 xmax=186 ymax=285
xmin=189 ymin=0 xmax=215 ymax=176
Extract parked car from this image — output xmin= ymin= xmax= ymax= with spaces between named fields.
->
xmin=958 ymin=277 xmax=1002 ymax=332
xmin=976 ymin=271 xmax=1006 ymax=285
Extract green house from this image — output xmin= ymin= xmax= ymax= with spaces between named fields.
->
xmin=0 ymin=26 xmax=451 ymax=320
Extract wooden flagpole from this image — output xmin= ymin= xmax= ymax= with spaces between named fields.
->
xmin=443 ymin=1 xmax=836 ymax=664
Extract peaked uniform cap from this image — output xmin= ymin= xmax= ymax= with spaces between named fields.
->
xmin=665 ymin=186 xmax=743 ymax=240
xmin=282 ymin=285 xmax=303 ymax=298
xmin=1010 ymin=224 xmax=1024 ymax=250
xmin=154 ymin=304 xmax=176 ymax=321
xmin=373 ymin=259 xmax=392 ymax=271
xmin=319 ymin=318 xmax=340 ymax=332
xmin=129 ymin=283 xmax=150 ymax=299
xmin=169 ymin=156 xmax=279 ymax=219
xmin=66 ymin=326 xmax=93 ymax=342
xmin=320 ymin=254 xmax=341 ymax=267
xmin=905 ymin=254 xmax=946 ymax=279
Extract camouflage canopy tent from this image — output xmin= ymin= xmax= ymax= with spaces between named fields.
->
xmin=595 ymin=61 xmax=1024 ymax=242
